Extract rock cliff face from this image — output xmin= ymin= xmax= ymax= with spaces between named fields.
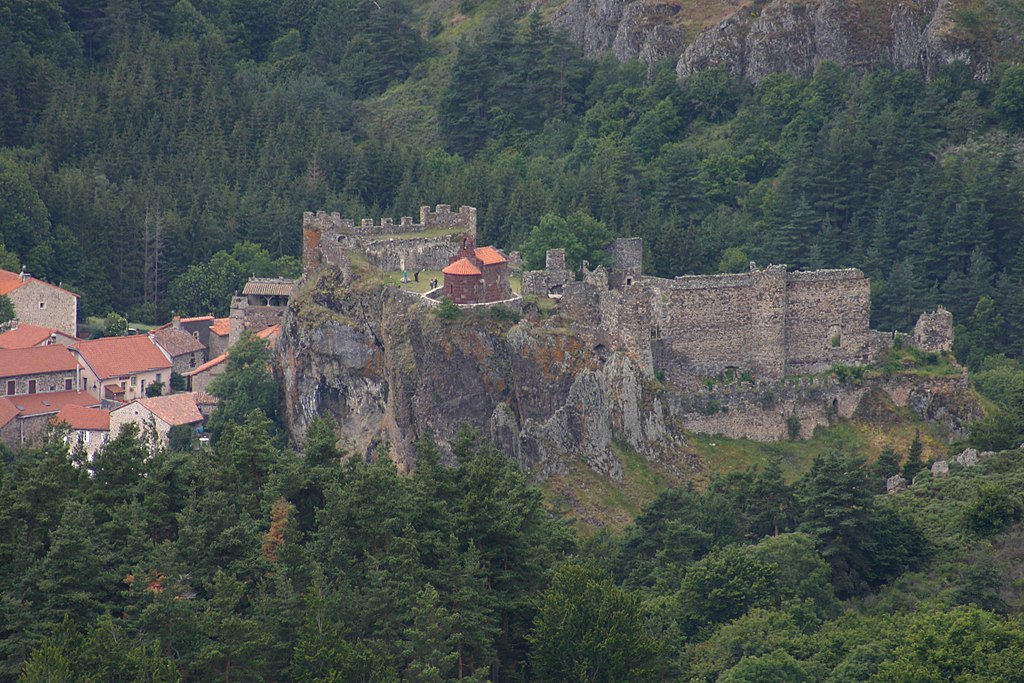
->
xmin=278 ymin=272 xmax=980 ymax=478
xmin=279 ymin=272 xmax=679 ymax=477
xmin=551 ymin=0 xmax=995 ymax=82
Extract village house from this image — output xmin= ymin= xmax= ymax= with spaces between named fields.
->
xmin=0 ymin=268 xmax=78 ymax=336
xmin=229 ymin=278 xmax=295 ymax=346
xmin=441 ymin=234 xmax=511 ymax=305
xmin=0 ymin=322 xmax=78 ymax=350
xmin=109 ymin=393 xmax=204 ymax=450
xmin=0 ymin=345 xmax=79 ymax=396
xmin=208 ymin=317 xmax=230 ymax=358
xmin=52 ymin=404 xmax=111 ymax=458
xmin=72 ymin=335 xmax=172 ymax=402
xmin=0 ymin=390 xmax=100 ymax=449
xmin=151 ymin=325 xmax=207 ymax=379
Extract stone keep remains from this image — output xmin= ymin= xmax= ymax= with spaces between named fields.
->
xmin=303 ymin=204 xmax=477 ymax=277
xmin=523 ymin=239 xmax=952 ymax=384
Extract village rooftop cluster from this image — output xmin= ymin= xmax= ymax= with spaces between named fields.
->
xmin=0 ymin=268 xmax=293 ymax=454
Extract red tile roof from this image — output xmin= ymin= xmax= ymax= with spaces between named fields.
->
xmin=0 ymin=269 xmax=78 ymax=297
xmin=0 ymin=324 xmax=77 ymax=350
xmin=0 ymin=270 xmax=26 ymax=295
xmin=0 ymin=345 xmax=77 ymax=378
xmin=443 ymin=258 xmax=482 ymax=276
xmin=152 ymin=327 xmax=206 ymax=357
xmin=72 ymin=335 xmax=171 ymax=379
xmin=53 ymin=404 xmax=110 ymax=431
xmin=181 ymin=315 xmax=214 ymax=323
xmin=210 ymin=318 xmax=230 ymax=336
xmin=185 ymin=353 xmax=226 ymax=377
xmin=133 ymin=393 xmax=203 ymax=426
xmin=2 ymin=391 xmax=99 ymax=418
xmin=0 ymin=400 xmax=18 ymax=428
xmin=474 ymin=246 xmax=507 ymax=265
xmin=242 ymin=278 xmax=296 ymax=297
xmin=256 ymin=324 xmax=280 ymax=341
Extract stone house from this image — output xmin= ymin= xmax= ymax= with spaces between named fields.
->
xmin=0 ymin=345 xmax=78 ymax=396
xmin=0 ymin=322 xmax=78 ymax=349
xmin=52 ymin=404 xmax=110 ymax=458
xmin=72 ymin=335 xmax=173 ymax=403
xmin=208 ymin=317 xmax=230 ymax=358
xmin=184 ymin=353 xmax=226 ymax=394
xmin=441 ymin=235 xmax=511 ymax=305
xmin=151 ymin=326 xmax=207 ymax=379
xmin=0 ymin=269 xmax=78 ymax=336
xmin=109 ymin=393 xmax=204 ymax=450
xmin=0 ymin=390 xmax=100 ymax=449
xmin=229 ymin=278 xmax=295 ymax=347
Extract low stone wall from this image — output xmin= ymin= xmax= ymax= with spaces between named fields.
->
xmin=669 ymin=372 xmax=976 ymax=441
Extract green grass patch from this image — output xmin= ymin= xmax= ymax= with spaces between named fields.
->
xmin=541 ymin=443 xmax=679 ymax=534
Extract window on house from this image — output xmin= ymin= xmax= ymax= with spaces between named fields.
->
xmin=38 ymin=302 xmax=45 ymax=309
xmin=130 ymin=375 xmax=137 ymax=386
xmin=81 ymin=377 xmax=87 ymax=391
xmin=190 ymin=356 xmax=196 ymax=368
xmin=28 ymin=380 xmax=36 ymax=394
xmin=156 ymin=373 xmax=162 ymax=383
xmin=5 ymin=380 xmax=14 ymax=395
xmin=193 ymin=331 xmax=200 ymax=339
xmin=65 ymin=378 xmax=73 ymax=390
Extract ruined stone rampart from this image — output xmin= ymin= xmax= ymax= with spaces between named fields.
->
xmin=302 ymin=205 xmax=477 ymax=277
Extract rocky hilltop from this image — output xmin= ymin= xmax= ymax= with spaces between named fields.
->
xmin=551 ymin=0 xmax=1011 ymax=82
xmin=278 ymin=267 xmax=980 ymax=479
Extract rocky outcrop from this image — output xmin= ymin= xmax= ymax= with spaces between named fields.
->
xmin=552 ymin=0 xmax=687 ymax=70
xmin=279 ymin=271 xmax=679 ymax=476
xmin=551 ymin=0 xmax=995 ymax=84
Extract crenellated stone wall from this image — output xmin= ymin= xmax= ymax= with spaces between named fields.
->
xmin=302 ymin=205 xmax=477 ymax=278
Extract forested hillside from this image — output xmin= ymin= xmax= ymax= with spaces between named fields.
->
xmin=8 ymin=1 xmax=1024 ymax=680
xmin=6 ymin=0 xmax=1024 ymax=352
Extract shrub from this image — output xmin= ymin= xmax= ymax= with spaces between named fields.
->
xmin=965 ymin=484 xmax=1022 ymax=536
xmin=436 ymin=297 xmax=460 ymax=320
xmin=786 ymin=415 xmax=801 ymax=440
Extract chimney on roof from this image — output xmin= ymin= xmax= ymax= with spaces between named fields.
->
xmin=19 ymin=267 xmax=29 ymax=281
xmin=172 ymin=316 xmax=182 ymax=330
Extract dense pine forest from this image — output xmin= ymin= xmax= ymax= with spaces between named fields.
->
xmin=8 ymin=0 xmax=1024 ymax=681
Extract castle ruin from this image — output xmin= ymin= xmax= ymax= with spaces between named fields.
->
xmin=522 ymin=238 xmax=950 ymax=385
xmin=303 ymin=204 xmax=477 ymax=277
xmin=303 ymin=206 xmax=952 ymax=385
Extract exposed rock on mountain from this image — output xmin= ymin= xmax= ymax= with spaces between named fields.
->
xmin=552 ymin=0 xmax=999 ymax=83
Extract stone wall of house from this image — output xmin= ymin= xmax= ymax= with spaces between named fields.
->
xmin=2 ymin=370 xmax=76 ymax=396
xmin=9 ymin=280 xmax=77 ymax=336
xmin=229 ymin=298 xmax=286 ymax=347
xmin=170 ymin=351 xmax=204 ymax=378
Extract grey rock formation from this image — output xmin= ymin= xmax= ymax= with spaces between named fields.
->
xmin=553 ymin=0 xmax=687 ymax=70
xmin=956 ymin=447 xmax=979 ymax=467
xmin=886 ymin=473 xmax=908 ymax=494
xmin=931 ymin=459 xmax=949 ymax=477
xmin=551 ymin=0 xmax=992 ymax=84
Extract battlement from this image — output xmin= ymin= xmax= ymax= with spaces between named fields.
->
xmin=302 ymin=204 xmax=477 ymax=276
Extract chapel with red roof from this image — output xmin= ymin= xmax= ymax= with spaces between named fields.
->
xmin=442 ymin=234 xmax=511 ymax=305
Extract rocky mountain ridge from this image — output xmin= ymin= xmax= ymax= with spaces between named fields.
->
xmin=550 ymin=0 xmax=1006 ymax=82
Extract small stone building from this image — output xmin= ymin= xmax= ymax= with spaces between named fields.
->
xmin=229 ymin=278 xmax=295 ymax=347
xmin=0 ymin=345 xmax=79 ymax=396
xmin=53 ymin=404 xmax=111 ymax=458
xmin=441 ymin=235 xmax=511 ymax=305
xmin=109 ymin=393 xmax=204 ymax=450
xmin=0 ymin=269 xmax=79 ymax=337
xmin=152 ymin=325 xmax=208 ymax=379
xmin=0 ymin=390 xmax=100 ymax=450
